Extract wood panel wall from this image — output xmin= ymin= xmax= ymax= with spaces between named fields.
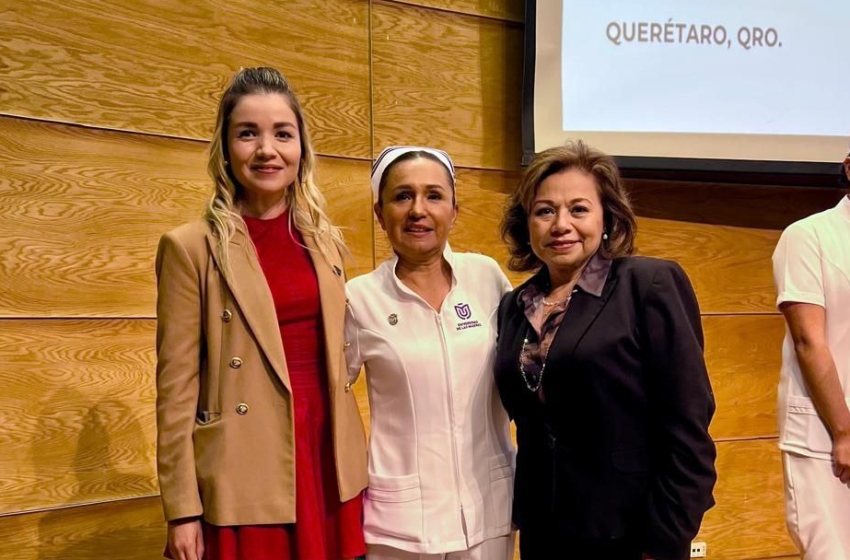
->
xmin=1 ymin=0 xmax=843 ymax=558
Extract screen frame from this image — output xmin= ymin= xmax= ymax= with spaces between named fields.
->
xmin=520 ymin=0 xmax=846 ymax=185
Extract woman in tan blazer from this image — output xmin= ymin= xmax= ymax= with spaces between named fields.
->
xmin=155 ymin=67 xmax=367 ymax=560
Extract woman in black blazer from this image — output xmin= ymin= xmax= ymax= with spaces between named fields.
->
xmin=495 ymin=141 xmax=716 ymax=560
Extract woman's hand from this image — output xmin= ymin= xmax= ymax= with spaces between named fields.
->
xmin=832 ymin=432 xmax=850 ymax=486
xmin=167 ymin=518 xmax=204 ymax=560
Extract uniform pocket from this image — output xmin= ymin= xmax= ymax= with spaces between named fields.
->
xmin=364 ymin=473 xmax=423 ymax=542
xmin=488 ymin=454 xmax=514 ymax=533
xmin=786 ymin=396 xmax=833 ymax=454
xmin=367 ymin=473 xmax=421 ymax=503
xmin=490 ymin=454 xmax=514 ymax=480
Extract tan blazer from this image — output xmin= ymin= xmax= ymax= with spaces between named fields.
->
xmin=154 ymin=218 xmax=367 ymax=526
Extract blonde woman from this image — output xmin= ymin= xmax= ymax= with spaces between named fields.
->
xmin=155 ymin=67 xmax=367 ymax=560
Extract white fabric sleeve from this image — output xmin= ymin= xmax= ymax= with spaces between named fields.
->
xmin=343 ymin=285 xmax=364 ymax=384
xmin=488 ymin=257 xmax=513 ymax=296
xmin=497 ymin=266 xmax=513 ymax=296
xmin=772 ymin=222 xmax=825 ymax=308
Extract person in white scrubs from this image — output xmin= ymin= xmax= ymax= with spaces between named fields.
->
xmin=344 ymin=146 xmax=515 ymax=560
xmin=773 ymin=147 xmax=850 ymax=560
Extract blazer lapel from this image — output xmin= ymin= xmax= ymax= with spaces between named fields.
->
xmin=206 ymin=224 xmax=292 ymax=393
xmin=303 ymin=231 xmax=345 ymax=398
xmin=551 ymin=272 xmax=619 ymax=358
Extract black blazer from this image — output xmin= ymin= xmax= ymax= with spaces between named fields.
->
xmin=495 ymin=256 xmax=716 ymax=560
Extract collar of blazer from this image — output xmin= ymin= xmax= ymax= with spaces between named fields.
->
xmin=513 ymin=258 xmax=620 ymax=360
xmin=204 ymin=218 xmax=346 ymax=396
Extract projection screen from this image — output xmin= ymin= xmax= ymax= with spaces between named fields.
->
xmin=526 ymin=0 xmax=850 ymax=175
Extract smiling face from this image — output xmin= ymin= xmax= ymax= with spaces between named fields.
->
xmin=375 ymin=156 xmax=457 ymax=265
xmin=528 ymin=168 xmax=605 ymax=284
xmin=226 ymin=93 xmax=301 ymax=216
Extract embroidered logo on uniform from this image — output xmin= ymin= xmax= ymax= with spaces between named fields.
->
xmin=454 ymin=303 xmax=482 ymax=332
xmin=454 ymin=303 xmax=472 ymax=320
xmin=388 ymin=313 xmax=398 ymax=326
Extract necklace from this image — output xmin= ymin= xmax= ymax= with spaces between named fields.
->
xmin=541 ymin=288 xmax=577 ymax=307
xmin=519 ymin=326 xmax=547 ymax=392
xmin=520 ymin=288 xmax=577 ymax=391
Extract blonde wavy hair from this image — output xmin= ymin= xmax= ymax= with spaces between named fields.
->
xmin=205 ymin=67 xmax=345 ymax=276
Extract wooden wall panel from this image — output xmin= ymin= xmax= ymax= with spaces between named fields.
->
xmin=323 ymin=158 xmax=375 ymax=278
xmin=0 ymin=320 xmax=378 ymax=518
xmin=372 ymin=2 xmax=524 ymax=171
xmin=0 ymin=320 xmax=157 ymax=515
xmin=628 ymin=179 xmax=846 ymax=232
xmin=637 ymin=217 xmax=779 ymax=313
xmin=0 ymin=117 xmax=373 ymax=318
xmin=630 ymin=180 xmax=846 ymax=314
xmin=0 ymin=497 xmax=165 ymax=560
xmin=384 ymin=0 xmax=524 ymax=22
xmin=705 ymin=315 xmax=784 ymax=441
xmin=698 ymin=439 xmax=796 ymax=559
xmin=0 ymin=0 xmax=370 ymax=158
xmin=0 ymin=117 xmax=206 ymax=318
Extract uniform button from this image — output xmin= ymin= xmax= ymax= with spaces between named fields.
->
xmin=344 ymin=382 xmax=352 ymax=393
xmin=221 ymin=309 xmax=232 ymax=322
xmin=344 ymin=342 xmax=351 ymax=349
xmin=229 ymin=357 xmax=242 ymax=369
xmin=236 ymin=403 xmax=249 ymax=415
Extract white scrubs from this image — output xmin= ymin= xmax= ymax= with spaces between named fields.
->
xmin=773 ymin=196 xmax=850 ymax=559
xmin=345 ymin=245 xmax=515 ymax=558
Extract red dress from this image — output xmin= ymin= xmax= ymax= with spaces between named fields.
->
xmin=202 ymin=211 xmax=365 ymax=560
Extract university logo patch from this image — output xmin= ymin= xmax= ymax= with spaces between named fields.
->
xmin=454 ymin=303 xmax=472 ymax=320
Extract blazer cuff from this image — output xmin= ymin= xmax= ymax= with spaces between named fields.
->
xmin=161 ymin=494 xmax=203 ymax=523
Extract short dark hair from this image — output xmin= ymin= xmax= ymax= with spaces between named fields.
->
xmin=501 ymin=140 xmax=638 ymax=272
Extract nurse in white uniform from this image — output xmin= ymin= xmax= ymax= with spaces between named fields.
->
xmin=772 ymin=151 xmax=850 ymax=560
xmin=344 ymin=146 xmax=515 ymax=560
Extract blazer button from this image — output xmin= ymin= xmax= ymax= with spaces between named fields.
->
xmin=229 ymin=357 xmax=242 ymax=369
xmin=221 ymin=309 xmax=233 ymax=322
xmin=236 ymin=403 xmax=249 ymax=415
xmin=344 ymin=382 xmax=352 ymax=393
xmin=344 ymin=342 xmax=351 ymax=349
xmin=345 ymin=298 xmax=350 ymax=306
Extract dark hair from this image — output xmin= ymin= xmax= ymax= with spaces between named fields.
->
xmin=501 ymin=140 xmax=637 ymax=272
xmin=377 ymin=151 xmax=455 ymax=205
xmin=840 ymin=158 xmax=849 ymax=188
